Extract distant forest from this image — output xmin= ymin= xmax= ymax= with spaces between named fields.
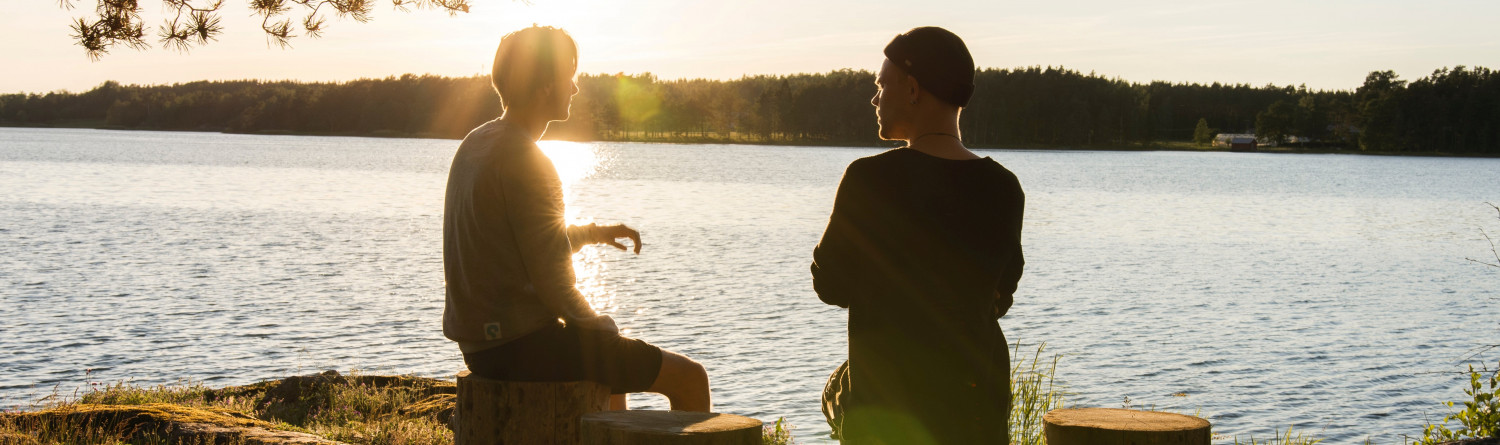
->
xmin=2 ymin=65 xmax=1498 ymax=154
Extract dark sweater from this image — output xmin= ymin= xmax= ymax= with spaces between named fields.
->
xmin=443 ymin=120 xmax=599 ymax=353
xmin=812 ymin=147 xmax=1025 ymax=443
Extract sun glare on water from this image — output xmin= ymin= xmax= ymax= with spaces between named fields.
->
xmin=538 ymin=140 xmax=616 ymax=315
xmin=538 ymin=140 xmax=602 ymax=207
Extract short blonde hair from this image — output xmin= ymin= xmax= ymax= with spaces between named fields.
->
xmin=490 ymin=26 xmax=578 ymax=109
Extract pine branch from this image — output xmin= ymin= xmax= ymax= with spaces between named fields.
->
xmin=62 ymin=0 xmax=473 ymax=58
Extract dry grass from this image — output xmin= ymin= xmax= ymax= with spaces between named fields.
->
xmin=1 ymin=371 xmax=794 ymax=444
xmin=0 ymin=371 xmax=454 ymax=444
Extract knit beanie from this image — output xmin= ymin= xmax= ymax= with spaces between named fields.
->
xmin=882 ymin=27 xmax=976 ymax=107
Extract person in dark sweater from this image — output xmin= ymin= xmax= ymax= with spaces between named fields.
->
xmin=813 ymin=27 xmax=1025 ymax=444
xmin=443 ymin=26 xmax=710 ymax=412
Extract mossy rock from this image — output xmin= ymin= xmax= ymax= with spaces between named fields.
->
xmin=6 ymin=403 xmax=343 ymax=444
xmin=208 ymin=371 xmax=455 ymax=407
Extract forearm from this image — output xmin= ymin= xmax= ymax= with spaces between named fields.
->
xmin=538 ymin=281 xmax=599 ymax=321
xmin=811 ymin=241 xmax=854 ymax=308
xmin=517 ymin=224 xmax=598 ymax=320
xmin=813 ymin=164 xmax=865 ymax=309
xmin=994 ymin=290 xmax=1014 ymax=319
xmin=565 ymin=223 xmax=599 ymax=254
xmin=811 ymin=262 xmax=852 ymax=308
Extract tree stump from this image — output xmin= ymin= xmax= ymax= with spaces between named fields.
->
xmin=579 ymin=410 xmax=762 ymax=445
xmin=1043 ymin=408 xmax=1211 ymax=445
xmin=453 ymin=370 xmax=611 ymax=445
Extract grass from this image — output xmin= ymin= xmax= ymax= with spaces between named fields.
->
xmin=0 ymin=371 xmax=456 ymax=444
xmin=762 ymin=416 xmax=794 ymax=445
xmin=1229 ymin=426 xmax=1325 ymax=445
xmin=1010 ymin=342 xmax=1066 ymax=445
xmin=1002 ymin=343 xmax=1338 ymax=445
xmin=0 ymin=371 xmax=796 ymax=445
xmin=0 ymin=343 xmax=1355 ymax=445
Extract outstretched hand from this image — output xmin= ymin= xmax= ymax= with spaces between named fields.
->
xmin=596 ymin=223 xmax=642 ymax=254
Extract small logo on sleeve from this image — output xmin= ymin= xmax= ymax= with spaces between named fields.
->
xmin=484 ymin=322 xmax=502 ymax=340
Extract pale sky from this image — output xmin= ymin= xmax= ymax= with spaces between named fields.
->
xmin=4 ymin=0 xmax=1499 ymax=94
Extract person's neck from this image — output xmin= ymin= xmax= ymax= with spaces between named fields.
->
xmin=903 ymin=114 xmax=977 ymax=160
xmin=499 ymin=108 xmax=551 ymax=142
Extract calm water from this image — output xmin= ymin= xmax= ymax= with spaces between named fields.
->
xmin=2 ymin=127 xmax=1498 ymax=443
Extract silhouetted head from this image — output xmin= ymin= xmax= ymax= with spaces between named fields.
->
xmin=871 ymin=27 xmax=975 ymax=140
xmin=491 ymin=26 xmax=580 ymax=121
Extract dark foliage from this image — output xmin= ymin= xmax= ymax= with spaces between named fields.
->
xmin=59 ymin=0 xmax=469 ymax=59
xmin=2 ymin=66 xmax=1497 ymax=153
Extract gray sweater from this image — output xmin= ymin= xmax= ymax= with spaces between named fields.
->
xmin=443 ymin=119 xmax=599 ymax=353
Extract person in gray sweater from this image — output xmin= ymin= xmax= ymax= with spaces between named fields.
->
xmin=443 ymin=26 xmax=710 ymax=412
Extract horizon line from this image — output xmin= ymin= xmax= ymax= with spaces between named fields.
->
xmin=9 ymin=64 xmax=1494 ymax=96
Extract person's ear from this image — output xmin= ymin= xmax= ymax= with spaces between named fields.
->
xmin=906 ymin=75 xmax=920 ymax=105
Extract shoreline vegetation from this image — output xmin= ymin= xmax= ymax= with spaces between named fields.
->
xmin=15 ymin=343 xmax=1489 ymax=444
xmin=2 ymin=65 xmax=1497 ymax=156
xmin=4 ymin=121 xmax=1497 ymax=159
xmin=0 ymin=343 xmax=1063 ymax=445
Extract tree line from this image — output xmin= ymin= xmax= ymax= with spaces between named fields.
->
xmin=2 ymin=65 xmax=1497 ymax=154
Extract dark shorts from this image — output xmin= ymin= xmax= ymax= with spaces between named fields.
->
xmin=462 ymin=321 xmax=663 ymax=394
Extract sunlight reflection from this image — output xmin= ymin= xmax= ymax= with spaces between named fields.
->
xmin=539 ymin=140 xmax=600 ymax=188
xmin=572 ymin=246 xmax=617 ymax=315
xmin=538 ymin=140 xmax=602 ymax=223
xmin=537 ymin=141 xmax=615 ymax=314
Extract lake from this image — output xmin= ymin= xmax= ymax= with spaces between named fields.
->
xmin=2 ymin=127 xmax=1498 ymax=443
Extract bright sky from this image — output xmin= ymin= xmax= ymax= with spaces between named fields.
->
xmin=4 ymin=0 xmax=1499 ymax=94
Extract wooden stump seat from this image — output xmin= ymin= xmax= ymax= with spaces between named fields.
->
xmin=453 ymin=370 xmax=611 ymax=445
xmin=1043 ymin=408 xmax=1211 ymax=445
xmin=580 ymin=410 xmax=762 ymax=445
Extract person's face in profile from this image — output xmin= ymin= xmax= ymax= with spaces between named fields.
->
xmin=544 ymin=64 xmax=580 ymax=122
xmin=872 ymin=58 xmax=914 ymax=141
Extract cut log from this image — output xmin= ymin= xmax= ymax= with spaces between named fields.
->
xmin=1043 ymin=408 xmax=1211 ymax=445
xmin=453 ymin=370 xmax=611 ymax=445
xmin=580 ymin=410 xmax=762 ymax=445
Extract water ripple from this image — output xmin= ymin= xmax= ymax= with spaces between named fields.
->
xmin=3 ymin=128 xmax=1500 ymax=443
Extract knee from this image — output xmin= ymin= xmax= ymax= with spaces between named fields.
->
xmin=678 ymin=356 xmax=709 ymax=387
xmin=688 ymin=359 xmax=709 ymax=387
xmin=663 ymin=352 xmax=709 ymax=388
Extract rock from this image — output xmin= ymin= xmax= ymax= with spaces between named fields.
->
xmin=262 ymin=370 xmax=348 ymax=405
xmin=209 ymin=371 xmax=457 ymax=407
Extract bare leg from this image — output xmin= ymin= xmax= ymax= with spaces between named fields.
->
xmin=610 ymin=394 xmax=627 ymax=410
xmin=646 ymin=350 xmax=710 ymax=412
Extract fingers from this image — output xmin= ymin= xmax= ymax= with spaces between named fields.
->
xmin=591 ymin=223 xmax=644 ymax=254
xmin=624 ymin=226 xmax=642 ymax=254
xmin=605 ymin=224 xmax=643 ymax=254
